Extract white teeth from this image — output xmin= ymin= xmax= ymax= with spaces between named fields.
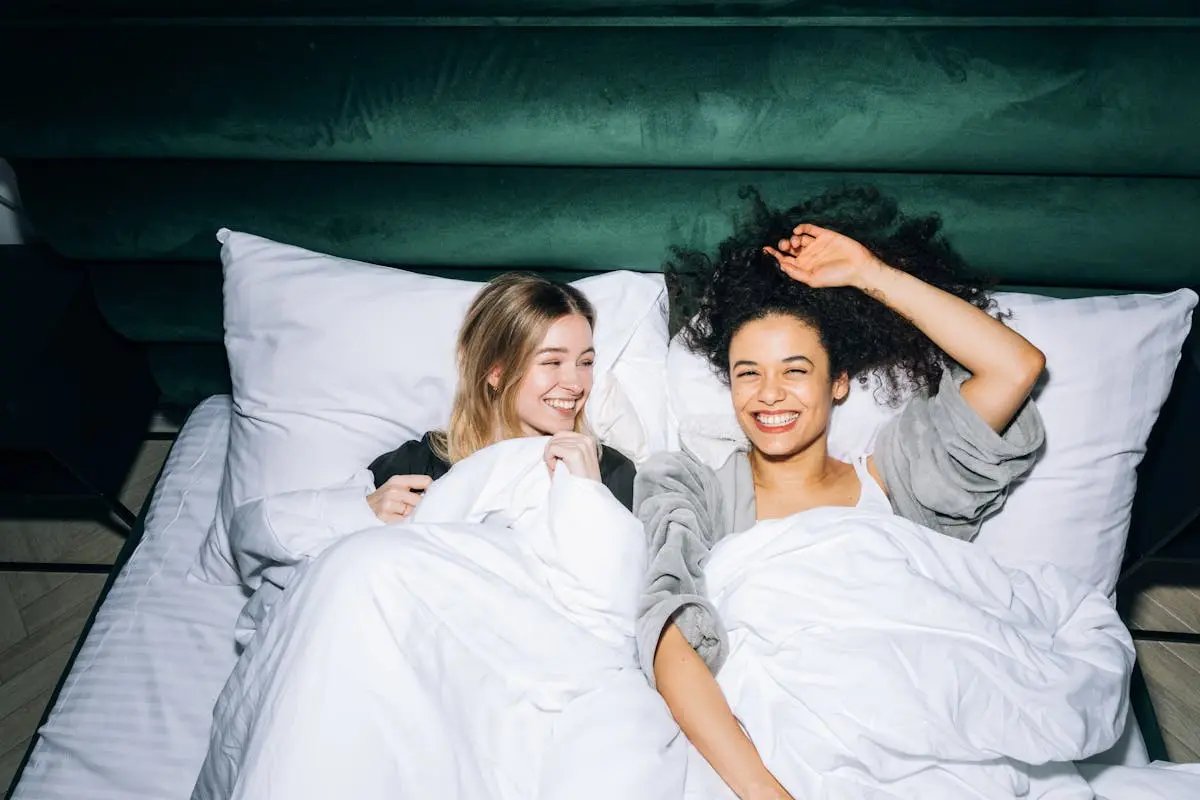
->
xmin=755 ymin=412 xmax=799 ymax=427
xmin=544 ymin=398 xmax=577 ymax=410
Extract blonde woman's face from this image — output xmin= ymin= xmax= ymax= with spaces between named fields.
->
xmin=513 ymin=314 xmax=595 ymax=436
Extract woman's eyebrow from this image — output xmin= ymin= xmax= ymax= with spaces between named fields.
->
xmin=535 ymin=347 xmax=596 ymax=356
xmin=732 ymin=355 xmax=813 ymax=369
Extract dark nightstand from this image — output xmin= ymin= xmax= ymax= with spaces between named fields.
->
xmin=0 ymin=245 xmax=159 ymax=571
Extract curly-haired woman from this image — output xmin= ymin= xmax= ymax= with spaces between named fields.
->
xmin=635 ymin=187 xmax=1048 ymax=800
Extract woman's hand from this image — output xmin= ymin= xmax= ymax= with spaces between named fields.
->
xmin=762 ymin=223 xmax=882 ymax=291
xmin=366 ymin=474 xmax=433 ymax=523
xmin=543 ymin=431 xmax=602 ymax=482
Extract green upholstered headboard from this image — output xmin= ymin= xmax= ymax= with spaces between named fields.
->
xmin=2 ymin=3 xmax=1199 ymax=407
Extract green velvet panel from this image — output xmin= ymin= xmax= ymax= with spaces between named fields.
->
xmin=145 ymin=343 xmax=230 ymax=407
xmin=16 ymin=159 xmax=1200 ymax=287
xmin=91 ymin=264 xmax=599 ymax=343
xmin=3 ymin=26 xmax=1199 ymax=176
xmin=6 ymin=1 xmax=1197 ymax=22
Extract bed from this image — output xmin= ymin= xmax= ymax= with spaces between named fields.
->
xmin=2 ymin=2 xmax=1200 ymax=798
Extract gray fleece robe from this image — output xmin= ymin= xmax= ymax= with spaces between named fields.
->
xmin=632 ymin=366 xmax=1046 ymax=687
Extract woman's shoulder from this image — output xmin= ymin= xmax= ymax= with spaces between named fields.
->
xmin=368 ymin=431 xmax=449 ymax=488
xmin=598 ymin=443 xmax=635 ymax=474
xmin=633 ymin=447 xmax=727 ymax=502
xmin=632 ymin=448 xmax=734 ymax=538
xmin=636 ymin=447 xmax=714 ymax=476
xmin=596 ymin=444 xmax=637 ymax=511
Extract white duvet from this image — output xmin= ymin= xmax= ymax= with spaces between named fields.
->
xmin=193 ymin=437 xmax=1176 ymax=800
xmin=691 ymin=506 xmax=1138 ymax=800
xmin=192 ymin=437 xmax=687 ymax=800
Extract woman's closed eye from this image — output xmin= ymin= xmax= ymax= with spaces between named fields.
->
xmin=734 ymin=368 xmax=807 ymax=379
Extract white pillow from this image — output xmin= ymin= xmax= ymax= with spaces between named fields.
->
xmin=666 ymin=289 xmax=1198 ymax=597
xmin=191 ymin=228 xmax=670 ymax=585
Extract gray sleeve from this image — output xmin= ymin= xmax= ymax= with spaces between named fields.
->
xmin=874 ymin=365 xmax=1046 ymax=542
xmin=632 ymin=450 xmax=731 ymax=688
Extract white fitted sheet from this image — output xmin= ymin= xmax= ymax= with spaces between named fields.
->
xmin=12 ymin=396 xmax=247 ymax=800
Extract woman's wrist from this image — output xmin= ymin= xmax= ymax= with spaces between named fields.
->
xmin=743 ymin=775 xmax=791 ymax=800
xmin=852 ymin=254 xmax=893 ymax=295
xmin=849 ymin=251 xmax=897 ymax=296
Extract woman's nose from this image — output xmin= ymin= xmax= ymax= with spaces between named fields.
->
xmin=757 ymin=376 xmax=786 ymax=404
xmin=559 ymin=365 xmax=583 ymax=392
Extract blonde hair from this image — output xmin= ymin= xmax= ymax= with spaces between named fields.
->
xmin=430 ymin=273 xmax=596 ymax=463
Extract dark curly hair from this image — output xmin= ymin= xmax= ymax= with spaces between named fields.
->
xmin=666 ymin=185 xmax=1001 ymax=404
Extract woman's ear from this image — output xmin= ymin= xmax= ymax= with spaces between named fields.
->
xmin=832 ymin=371 xmax=851 ymax=404
xmin=487 ymin=365 xmax=503 ymax=390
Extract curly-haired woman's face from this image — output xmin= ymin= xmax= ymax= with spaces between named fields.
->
xmin=728 ymin=314 xmax=849 ymax=459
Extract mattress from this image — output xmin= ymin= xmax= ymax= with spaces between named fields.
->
xmin=11 ymin=395 xmax=247 ymax=800
xmin=5 ymin=392 xmax=1184 ymax=800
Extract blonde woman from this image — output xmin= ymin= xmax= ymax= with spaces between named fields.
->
xmin=365 ymin=272 xmax=636 ymax=522
xmin=215 ymin=272 xmax=637 ymax=604
xmin=191 ymin=272 xmax=682 ymax=800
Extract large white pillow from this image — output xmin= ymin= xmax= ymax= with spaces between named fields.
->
xmin=191 ymin=228 xmax=670 ymax=585
xmin=667 ymin=288 xmax=1198 ymax=597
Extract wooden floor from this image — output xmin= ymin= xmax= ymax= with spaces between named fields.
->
xmin=0 ymin=436 xmax=1198 ymax=794
xmin=0 ymin=438 xmax=171 ymax=794
xmin=1127 ymin=587 xmax=1200 ymax=763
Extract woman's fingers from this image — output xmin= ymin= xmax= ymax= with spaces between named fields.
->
xmin=791 ymin=222 xmax=822 ymax=238
xmin=762 ymin=245 xmax=793 ymax=266
xmin=544 ymin=439 xmax=581 ymax=469
xmin=382 ymin=474 xmax=432 ymax=492
xmin=378 ymin=487 xmax=423 ymax=517
xmin=544 ymin=433 xmax=600 ymax=480
xmin=544 ymin=439 xmax=565 ymax=472
xmin=369 ymin=477 xmax=430 ymax=523
xmin=544 ymin=432 xmax=602 ymax=481
xmin=765 ymin=246 xmax=817 ymax=284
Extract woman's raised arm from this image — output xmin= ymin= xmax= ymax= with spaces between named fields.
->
xmin=765 ymin=225 xmax=1046 ymax=433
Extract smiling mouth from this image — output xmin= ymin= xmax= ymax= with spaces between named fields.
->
xmin=752 ymin=411 xmax=799 ymax=433
xmin=544 ymin=398 xmax=579 ymax=414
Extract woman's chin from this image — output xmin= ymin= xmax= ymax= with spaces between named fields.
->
xmin=744 ymin=432 xmax=806 ymax=459
xmin=525 ymin=417 xmax=579 ymax=437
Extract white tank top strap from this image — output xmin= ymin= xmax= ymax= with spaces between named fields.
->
xmin=852 ymin=454 xmax=894 ymax=515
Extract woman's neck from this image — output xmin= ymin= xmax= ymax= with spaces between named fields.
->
xmin=749 ymin=438 xmax=837 ymax=495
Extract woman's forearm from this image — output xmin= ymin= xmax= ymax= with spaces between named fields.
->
xmin=654 ymin=624 xmax=792 ymax=800
xmin=855 ymin=258 xmax=1046 ymax=432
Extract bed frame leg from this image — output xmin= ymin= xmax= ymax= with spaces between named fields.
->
xmin=1129 ymin=628 xmax=1200 ymax=646
xmin=103 ymin=494 xmax=139 ymax=532
xmin=1129 ymin=656 xmax=1171 ymax=763
xmin=0 ymin=561 xmax=112 ymax=574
